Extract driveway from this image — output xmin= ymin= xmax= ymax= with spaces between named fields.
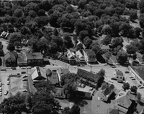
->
xmin=0 ymin=38 xmax=8 ymax=54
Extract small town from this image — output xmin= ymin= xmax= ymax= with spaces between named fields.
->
xmin=0 ymin=0 xmax=144 ymax=114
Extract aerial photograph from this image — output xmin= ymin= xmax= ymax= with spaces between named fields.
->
xmin=0 ymin=0 xmax=144 ymax=114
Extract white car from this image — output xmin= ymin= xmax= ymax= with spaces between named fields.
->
xmin=4 ymin=91 xmax=8 ymax=95
xmin=22 ymin=89 xmax=27 ymax=92
xmin=7 ymin=80 xmax=10 ymax=85
xmin=0 ymin=87 xmax=2 ymax=92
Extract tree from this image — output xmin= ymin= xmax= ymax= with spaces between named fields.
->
xmin=130 ymin=86 xmax=137 ymax=94
xmin=49 ymin=11 xmax=61 ymax=28
xmin=117 ymin=51 xmax=128 ymax=65
xmin=122 ymin=82 xmax=130 ymax=91
xmin=134 ymin=27 xmax=142 ymax=38
xmin=13 ymin=8 xmax=24 ymax=18
xmin=70 ymin=105 xmax=80 ymax=114
xmin=101 ymin=35 xmax=112 ymax=45
xmin=101 ymin=24 xmax=112 ymax=35
xmin=111 ymin=37 xmax=123 ymax=48
xmin=97 ymin=69 xmax=105 ymax=89
xmin=1 ymin=92 xmax=27 ymax=114
xmin=119 ymin=22 xmax=131 ymax=37
xmin=7 ymin=43 xmax=15 ymax=51
xmin=37 ymin=9 xmax=46 ymax=16
xmin=126 ymin=45 xmax=137 ymax=55
xmin=28 ymin=10 xmax=37 ymax=18
xmin=110 ymin=22 xmax=120 ymax=37
xmin=136 ymin=92 xmax=142 ymax=103
xmin=139 ymin=13 xmax=144 ymax=28
xmin=61 ymin=73 xmax=79 ymax=99
xmin=79 ymin=30 xmax=89 ymax=42
xmin=83 ymin=37 xmax=92 ymax=49
xmin=20 ymin=26 xmax=31 ymax=35
xmin=90 ymin=41 xmax=101 ymax=54
xmin=139 ymin=0 xmax=144 ymax=13
xmin=63 ymin=34 xmax=74 ymax=49
xmin=32 ymin=90 xmax=60 ymax=114
xmin=61 ymin=107 xmax=71 ymax=114
xmin=129 ymin=10 xmax=137 ymax=21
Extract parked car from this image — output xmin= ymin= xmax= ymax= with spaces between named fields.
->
xmin=22 ymin=78 xmax=28 ymax=81
xmin=4 ymin=90 xmax=8 ymax=95
xmin=22 ymin=89 xmax=27 ymax=92
xmin=0 ymin=92 xmax=2 ymax=96
xmin=0 ymin=82 xmax=2 ymax=86
xmin=7 ymin=80 xmax=10 ymax=85
xmin=0 ymin=87 xmax=2 ymax=92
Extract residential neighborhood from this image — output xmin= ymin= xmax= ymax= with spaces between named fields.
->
xmin=0 ymin=0 xmax=144 ymax=114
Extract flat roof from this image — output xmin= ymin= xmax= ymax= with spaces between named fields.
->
xmin=77 ymin=86 xmax=94 ymax=93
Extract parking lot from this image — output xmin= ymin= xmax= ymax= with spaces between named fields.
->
xmin=0 ymin=68 xmax=32 ymax=103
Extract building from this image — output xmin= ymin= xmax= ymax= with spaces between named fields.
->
xmin=76 ymin=85 xmax=95 ymax=99
xmin=115 ymin=90 xmax=144 ymax=114
xmin=101 ymin=45 xmax=110 ymax=52
xmin=75 ymin=49 xmax=86 ymax=65
xmin=67 ymin=49 xmax=76 ymax=65
xmin=17 ymin=52 xmax=43 ymax=66
xmin=77 ymin=69 xmax=102 ymax=88
xmin=83 ymin=49 xmax=97 ymax=64
xmin=4 ymin=51 xmax=18 ymax=67
xmin=99 ymin=82 xmax=115 ymax=102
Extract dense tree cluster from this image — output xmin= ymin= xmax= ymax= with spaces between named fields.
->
xmin=0 ymin=0 xmax=140 ymax=57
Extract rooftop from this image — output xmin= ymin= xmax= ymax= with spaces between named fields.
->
xmin=77 ymin=69 xmax=101 ymax=83
xmin=83 ymin=49 xmax=96 ymax=56
xmin=25 ymin=52 xmax=43 ymax=60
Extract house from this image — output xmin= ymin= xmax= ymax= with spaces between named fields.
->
xmin=99 ymin=82 xmax=115 ymax=102
xmin=115 ymin=90 xmax=144 ymax=114
xmin=4 ymin=51 xmax=18 ymax=67
xmin=83 ymin=49 xmax=97 ymax=64
xmin=17 ymin=52 xmax=43 ymax=66
xmin=67 ymin=49 xmax=76 ymax=65
xmin=101 ymin=45 xmax=110 ymax=52
xmin=77 ymin=69 xmax=102 ymax=88
xmin=31 ymin=67 xmax=47 ymax=82
xmin=75 ymin=49 xmax=86 ymax=65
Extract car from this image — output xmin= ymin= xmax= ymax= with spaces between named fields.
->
xmin=22 ymin=89 xmax=27 ymax=92
xmin=125 ymin=70 xmax=130 ymax=73
xmin=0 ymin=87 xmax=2 ymax=92
xmin=4 ymin=91 xmax=8 ymax=95
xmin=111 ymin=65 xmax=116 ymax=68
xmin=23 ymin=75 xmax=28 ymax=78
xmin=22 ymin=78 xmax=28 ymax=81
xmin=21 ymin=71 xmax=26 ymax=74
xmin=0 ymin=82 xmax=2 ymax=87
xmin=0 ymin=92 xmax=2 ymax=96
xmin=7 ymin=80 xmax=10 ymax=85
xmin=1 ymin=68 xmax=6 ymax=71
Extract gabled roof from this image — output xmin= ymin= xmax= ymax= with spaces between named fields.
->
xmin=17 ymin=53 xmax=27 ymax=64
xmin=84 ymin=49 xmax=96 ymax=56
xmin=31 ymin=67 xmax=46 ymax=80
xmin=4 ymin=51 xmax=18 ymax=61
